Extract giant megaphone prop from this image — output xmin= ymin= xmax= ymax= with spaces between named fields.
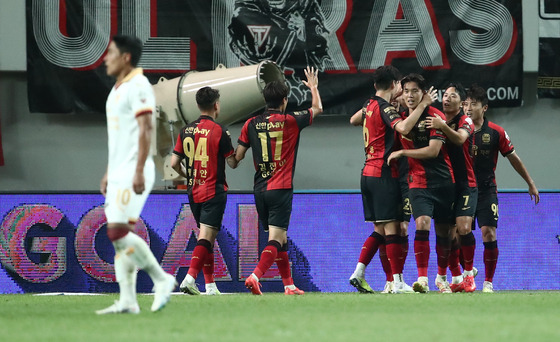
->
xmin=152 ymin=60 xmax=285 ymax=180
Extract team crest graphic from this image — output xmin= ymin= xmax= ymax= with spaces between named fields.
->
xmin=450 ymin=123 xmax=457 ymax=130
xmin=247 ymin=25 xmax=271 ymax=49
xmin=418 ymin=120 xmax=426 ymax=132
xmin=482 ymin=133 xmax=491 ymax=143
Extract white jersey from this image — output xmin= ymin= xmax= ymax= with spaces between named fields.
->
xmin=105 ymin=68 xmax=155 ymax=183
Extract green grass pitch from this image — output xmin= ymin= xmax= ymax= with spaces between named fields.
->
xmin=1 ymin=291 xmax=559 ymax=342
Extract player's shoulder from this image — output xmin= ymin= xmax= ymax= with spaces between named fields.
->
xmin=487 ymin=120 xmax=505 ymax=133
xmin=427 ymin=106 xmax=445 ymax=118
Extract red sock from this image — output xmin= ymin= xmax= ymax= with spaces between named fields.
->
xmin=203 ymin=252 xmax=214 ymax=284
xmin=460 ymin=232 xmax=476 ymax=272
xmin=448 ymin=247 xmax=462 ymax=277
xmin=414 ymin=231 xmax=430 ymax=278
xmin=435 ymin=237 xmax=451 ymax=276
xmin=188 ymin=245 xmax=209 ymax=278
xmin=358 ymin=232 xmax=383 ymax=265
xmin=399 ymin=235 xmax=409 ymax=272
xmin=483 ymin=241 xmax=499 ymax=282
xmin=379 ymin=244 xmax=393 ymax=281
xmin=275 ymin=250 xmax=294 ymax=286
xmin=253 ymin=241 xmax=280 ymax=279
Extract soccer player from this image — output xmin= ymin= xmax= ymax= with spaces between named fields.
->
xmin=97 ymin=35 xmax=177 ymax=314
xmin=426 ymin=83 xmax=477 ymax=293
xmin=464 ymin=85 xmax=540 ymax=293
xmin=234 ymin=67 xmax=322 ymax=295
xmin=171 ymin=87 xmax=239 ymax=296
xmin=387 ymin=74 xmax=455 ymax=293
xmin=348 ymin=67 xmax=436 ymax=294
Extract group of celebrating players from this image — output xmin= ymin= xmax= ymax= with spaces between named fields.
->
xmin=97 ymin=35 xmax=539 ymax=315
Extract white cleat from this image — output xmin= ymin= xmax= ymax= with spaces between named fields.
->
xmin=180 ymin=275 xmax=201 ymax=295
xmin=96 ymin=301 xmax=140 ymax=315
xmin=205 ymin=283 xmax=221 ymax=296
xmin=151 ymin=273 xmax=177 ymax=312
xmin=393 ymin=281 xmax=415 ymax=294
xmin=381 ymin=281 xmax=394 ymax=294
xmin=435 ymin=280 xmax=452 ymax=293
xmin=482 ymin=281 xmax=494 ymax=293
xmin=412 ymin=277 xmax=430 ymax=293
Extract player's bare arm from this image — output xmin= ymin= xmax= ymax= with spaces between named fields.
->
xmin=506 ymin=152 xmax=540 ymax=204
xmin=349 ymin=108 xmax=364 ymax=126
xmin=302 ymin=66 xmax=323 ymax=117
xmin=100 ymin=169 xmax=108 ymax=197
xmin=394 ymin=87 xmax=437 ymax=135
xmin=426 ymin=116 xmax=469 ymax=146
xmin=170 ymin=154 xmax=188 ymax=179
xmin=387 ymin=139 xmax=443 ymax=165
xmin=134 ymin=113 xmax=153 ymax=194
xmin=227 ymin=154 xmax=240 ymax=169
xmin=235 ymin=145 xmax=248 ymax=163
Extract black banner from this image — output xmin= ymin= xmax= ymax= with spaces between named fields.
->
xmin=26 ymin=0 xmax=523 ymax=115
xmin=538 ymin=0 xmax=560 ymax=98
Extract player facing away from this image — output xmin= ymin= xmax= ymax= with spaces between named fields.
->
xmin=348 ymin=66 xmax=437 ymax=294
xmin=464 ymin=85 xmax=540 ymax=293
xmin=426 ymin=83 xmax=477 ymax=293
xmin=387 ymin=74 xmax=456 ymax=293
xmin=171 ymin=87 xmax=239 ymax=295
xmin=97 ymin=35 xmax=177 ymax=314
xmin=234 ymin=67 xmax=323 ymax=295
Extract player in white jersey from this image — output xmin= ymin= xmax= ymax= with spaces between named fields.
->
xmin=96 ymin=35 xmax=176 ymax=315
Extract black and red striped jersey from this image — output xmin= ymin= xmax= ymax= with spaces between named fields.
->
xmin=238 ymin=109 xmax=313 ymax=192
xmin=361 ymin=96 xmax=402 ymax=178
xmin=398 ymin=106 xmax=455 ymax=189
xmin=446 ymin=111 xmax=477 ymax=188
xmin=473 ymin=118 xmax=515 ymax=190
xmin=173 ymin=115 xmax=234 ymax=203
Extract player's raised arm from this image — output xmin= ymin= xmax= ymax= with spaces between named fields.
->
xmin=350 ymin=108 xmax=364 ymax=126
xmin=302 ymin=66 xmax=323 ymax=118
xmin=394 ymin=87 xmax=437 ymax=135
xmin=506 ymin=151 xmax=540 ymax=204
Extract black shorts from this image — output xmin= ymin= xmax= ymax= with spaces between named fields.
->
xmin=400 ymin=180 xmax=412 ymax=222
xmin=188 ymin=192 xmax=227 ymax=229
xmin=409 ymin=184 xmax=455 ymax=224
xmin=361 ymin=175 xmax=403 ymax=223
xmin=475 ymin=189 xmax=499 ymax=228
xmin=454 ymin=186 xmax=478 ymax=218
xmin=254 ymin=189 xmax=293 ymax=231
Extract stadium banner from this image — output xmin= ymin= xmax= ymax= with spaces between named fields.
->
xmin=538 ymin=0 xmax=560 ymax=98
xmin=1 ymin=192 xmax=558 ymax=294
xmin=26 ymin=0 xmax=523 ymax=115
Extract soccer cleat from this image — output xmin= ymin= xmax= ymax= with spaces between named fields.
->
xmin=151 ymin=273 xmax=177 ymax=312
xmin=180 ymin=276 xmax=201 ymax=295
xmin=96 ymin=301 xmax=140 ymax=315
xmin=284 ymin=286 xmax=305 ymax=295
xmin=381 ymin=281 xmax=394 ymax=294
xmin=412 ymin=277 xmax=430 ymax=293
xmin=450 ymin=282 xmax=465 ymax=293
xmin=482 ymin=281 xmax=494 ymax=293
xmin=462 ymin=275 xmax=476 ymax=293
xmin=349 ymin=277 xmax=375 ymax=294
xmin=245 ymin=275 xmax=263 ymax=295
xmin=205 ymin=283 xmax=221 ymax=296
xmin=472 ymin=266 xmax=478 ymax=278
xmin=435 ymin=280 xmax=452 ymax=293
xmin=393 ymin=281 xmax=415 ymax=294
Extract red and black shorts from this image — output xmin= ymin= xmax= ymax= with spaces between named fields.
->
xmin=474 ymin=188 xmax=499 ymax=228
xmin=254 ymin=189 xmax=293 ymax=231
xmin=188 ymin=192 xmax=227 ymax=230
xmin=409 ymin=184 xmax=455 ymax=224
xmin=454 ymin=186 xmax=478 ymax=218
xmin=361 ymin=175 xmax=403 ymax=223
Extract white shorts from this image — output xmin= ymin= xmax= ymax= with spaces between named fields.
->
xmin=105 ymin=168 xmax=155 ymax=224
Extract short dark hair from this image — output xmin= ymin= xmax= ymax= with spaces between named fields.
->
xmin=263 ymin=80 xmax=289 ymax=109
xmin=445 ymin=82 xmax=467 ymax=101
xmin=401 ymin=73 xmax=427 ymax=91
xmin=196 ymin=87 xmax=220 ymax=111
xmin=373 ymin=65 xmax=401 ymax=90
xmin=466 ymin=84 xmax=488 ymax=106
xmin=112 ymin=35 xmax=143 ymax=67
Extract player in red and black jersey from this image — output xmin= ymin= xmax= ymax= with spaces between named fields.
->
xmin=426 ymin=83 xmax=478 ymax=293
xmin=387 ymin=74 xmax=456 ymax=293
xmin=464 ymin=85 xmax=539 ymax=293
xmin=235 ymin=67 xmax=323 ymax=295
xmin=171 ymin=87 xmax=239 ymax=296
xmin=347 ymin=66 xmax=437 ymax=294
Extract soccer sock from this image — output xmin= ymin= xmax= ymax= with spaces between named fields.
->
xmin=203 ymin=252 xmax=215 ymax=284
xmin=114 ymin=251 xmax=138 ymax=306
xmin=460 ymin=232 xmax=476 ymax=272
xmin=358 ymin=231 xmax=384 ymax=266
xmin=188 ymin=239 xmax=212 ymax=279
xmin=414 ymin=230 xmax=430 ymax=278
xmin=276 ymin=243 xmax=294 ymax=286
xmin=448 ymin=238 xmax=462 ymax=277
xmin=399 ymin=235 xmax=409 ymax=272
xmin=386 ymin=235 xmax=402 ymax=277
xmin=253 ymin=240 xmax=281 ymax=280
xmin=483 ymin=240 xmax=499 ymax=282
xmin=435 ymin=235 xmax=451 ymax=276
xmin=379 ymin=243 xmax=394 ymax=281
xmin=112 ymin=231 xmax=168 ymax=283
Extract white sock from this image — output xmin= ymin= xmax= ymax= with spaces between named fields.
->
xmin=452 ymin=275 xmax=463 ymax=284
xmin=184 ymin=274 xmax=195 ymax=285
xmin=251 ymin=273 xmax=259 ymax=282
xmin=393 ymin=273 xmax=403 ymax=283
xmin=285 ymin=284 xmax=297 ymax=290
xmin=205 ymin=282 xmax=217 ymax=291
xmin=436 ymin=274 xmax=447 ymax=283
xmin=418 ymin=276 xmax=428 ymax=283
xmin=114 ymin=252 xmax=137 ymax=306
xmin=352 ymin=263 xmax=366 ymax=278
xmin=464 ymin=270 xmax=474 ymax=276
xmin=113 ymin=232 xmax=167 ymax=283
